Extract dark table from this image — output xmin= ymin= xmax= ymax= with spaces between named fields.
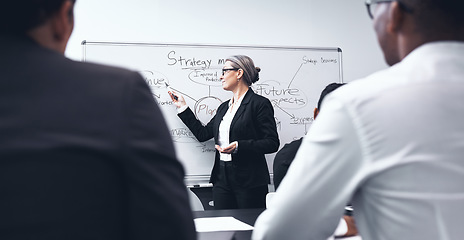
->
xmin=194 ymin=208 xmax=362 ymax=240
xmin=194 ymin=208 xmax=265 ymax=240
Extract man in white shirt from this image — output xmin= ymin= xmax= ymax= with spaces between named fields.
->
xmin=252 ymin=0 xmax=464 ymax=239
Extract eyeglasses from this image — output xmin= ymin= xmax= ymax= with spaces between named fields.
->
xmin=222 ymin=68 xmax=239 ymax=76
xmin=365 ymin=0 xmax=413 ymax=19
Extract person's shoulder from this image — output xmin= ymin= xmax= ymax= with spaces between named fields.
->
xmin=53 ymin=59 xmax=150 ymax=102
xmin=289 ymin=137 xmax=303 ymax=146
xmin=65 ymin=58 xmax=141 ymax=82
xmin=328 ymin=66 xmax=405 ymax=104
xmin=277 ymin=138 xmax=302 ymax=153
xmin=275 ymin=138 xmax=303 ymax=165
xmin=281 ymin=137 xmax=303 ymax=151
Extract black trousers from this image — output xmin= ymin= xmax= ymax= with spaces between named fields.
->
xmin=212 ymin=161 xmax=268 ymax=210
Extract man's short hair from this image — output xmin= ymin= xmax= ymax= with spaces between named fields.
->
xmin=0 ymin=0 xmax=76 ymax=34
xmin=401 ymin=0 xmax=464 ymax=37
xmin=317 ymin=83 xmax=345 ymax=110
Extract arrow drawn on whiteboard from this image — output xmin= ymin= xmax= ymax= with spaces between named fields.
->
xmin=170 ymin=86 xmax=198 ymax=102
xmin=287 ymin=63 xmax=304 ymax=88
xmin=273 ymin=103 xmax=296 ymax=119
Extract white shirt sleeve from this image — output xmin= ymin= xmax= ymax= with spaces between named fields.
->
xmin=252 ymin=97 xmax=365 ymax=240
xmin=176 ymin=105 xmax=188 ymax=113
xmin=333 ymin=218 xmax=348 ymax=237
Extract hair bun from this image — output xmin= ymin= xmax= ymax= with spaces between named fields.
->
xmin=254 ymin=67 xmax=260 ymax=83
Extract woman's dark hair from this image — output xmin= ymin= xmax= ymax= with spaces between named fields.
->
xmin=226 ymin=55 xmax=261 ymax=86
xmin=1 ymin=0 xmax=76 ymax=34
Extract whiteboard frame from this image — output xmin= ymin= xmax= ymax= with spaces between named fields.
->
xmin=82 ymin=40 xmax=343 ymax=83
xmin=81 ymin=41 xmax=344 ymax=186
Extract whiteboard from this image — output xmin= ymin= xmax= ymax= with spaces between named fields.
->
xmin=82 ymin=41 xmax=343 ymax=184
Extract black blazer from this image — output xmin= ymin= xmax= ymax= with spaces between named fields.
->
xmin=0 ymin=34 xmax=196 ymax=240
xmin=178 ymin=89 xmax=279 ymax=188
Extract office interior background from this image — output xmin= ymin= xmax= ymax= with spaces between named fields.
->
xmin=63 ymin=0 xmax=390 ymax=209
xmin=65 ymin=0 xmax=388 ymax=83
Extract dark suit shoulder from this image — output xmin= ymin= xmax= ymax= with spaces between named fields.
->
xmin=274 ymin=138 xmax=303 ymax=165
xmin=2 ymin=34 xmax=142 ymax=85
xmin=64 ymin=58 xmax=143 ymax=85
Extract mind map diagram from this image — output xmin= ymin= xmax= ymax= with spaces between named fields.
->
xmin=136 ymin=50 xmax=339 ymax=152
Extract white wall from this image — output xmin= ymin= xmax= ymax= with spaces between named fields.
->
xmin=66 ymin=0 xmax=389 ymax=83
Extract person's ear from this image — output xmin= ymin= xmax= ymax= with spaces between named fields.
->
xmin=386 ymin=1 xmax=405 ymax=34
xmin=50 ymin=0 xmax=74 ymax=51
xmin=313 ymin=107 xmax=319 ymax=119
xmin=236 ymin=69 xmax=244 ymax=80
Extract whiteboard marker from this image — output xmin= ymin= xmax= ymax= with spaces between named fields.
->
xmin=165 ymin=82 xmax=178 ymax=100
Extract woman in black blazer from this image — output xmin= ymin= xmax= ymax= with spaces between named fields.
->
xmin=169 ymin=55 xmax=279 ymax=209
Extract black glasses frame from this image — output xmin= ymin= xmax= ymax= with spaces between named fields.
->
xmin=222 ymin=68 xmax=239 ymax=76
xmin=365 ymin=0 xmax=413 ymax=19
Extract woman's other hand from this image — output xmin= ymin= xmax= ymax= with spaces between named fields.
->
xmin=215 ymin=142 xmax=237 ymax=154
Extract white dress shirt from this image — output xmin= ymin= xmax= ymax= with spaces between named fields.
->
xmin=218 ymin=94 xmax=245 ymax=161
xmin=252 ymin=42 xmax=464 ymax=240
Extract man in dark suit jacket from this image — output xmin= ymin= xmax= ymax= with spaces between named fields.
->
xmin=0 ymin=1 xmax=196 ymax=239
